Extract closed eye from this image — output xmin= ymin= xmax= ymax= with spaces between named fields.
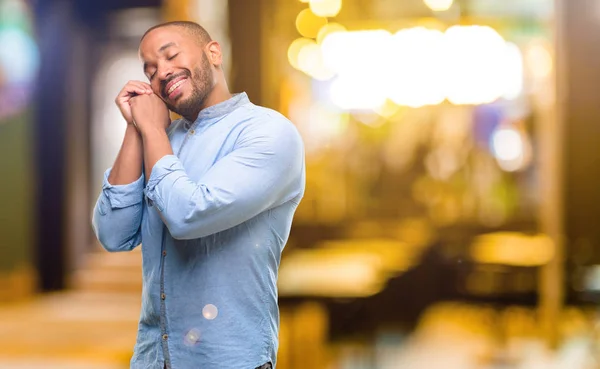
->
xmin=168 ymin=53 xmax=179 ymax=61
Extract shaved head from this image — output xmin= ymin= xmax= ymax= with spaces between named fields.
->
xmin=140 ymin=21 xmax=212 ymax=47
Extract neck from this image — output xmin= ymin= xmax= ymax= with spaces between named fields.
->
xmin=185 ymin=80 xmax=232 ymax=122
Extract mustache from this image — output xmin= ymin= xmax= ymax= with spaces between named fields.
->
xmin=161 ymin=71 xmax=191 ymax=97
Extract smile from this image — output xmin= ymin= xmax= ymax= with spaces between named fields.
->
xmin=167 ymin=78 xmax=187 ymax=95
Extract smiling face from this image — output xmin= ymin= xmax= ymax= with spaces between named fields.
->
xmin=139 ymin=26 xmax=216 ymax=121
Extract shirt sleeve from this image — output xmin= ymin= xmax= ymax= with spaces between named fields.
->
xmin=144 ymin=118 xmax=305 ymax=240
xmin=92 ymin=168 xmax=144 ymax=252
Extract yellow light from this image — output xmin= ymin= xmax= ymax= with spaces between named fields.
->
xmin=423 ymin=0 xmax=454 ymax=11
xmin=471 ymin=233 xmax=555 ymax=267
xmin=298 ymin=42 xmax=321 ymax=72
xmin=297 ymin=42 xmax=335 ymax=80
xmin=302 ymin=25 xmax=525 ymax=110
xmin=330 ymin=77 xmax=387 ymax=110
xmin=321 ymin=30 xmax=390 ymax=110
xmin=526 ymin=41 xmax=553 ymax=79
xmin=321 ymin=29 xmax=391 ymax=75
xmin=309 ymin=0 xmax=342 ymax=17
xmin=278 ymin=251 xmax=384 ymax=297
xmin=296 ymin=8 xmax=328 ymax=39
xmin=388 ymin=27 xmax=446 ymax=107
xmin=502 ymin=42 xmax=524 ymax=100
xmin=299 ymin=0 xmax=310 ymax=2
xmin=492 ymin=128 xmax=522 ymax=161
xmin=443 ymin=25 xmax=510 ymax=105
xmin=491 ymin=126 xmax=531 ymax=172
xmin=374 ymin=99 xmax=400 ymax=118
xmin=287 ymin=37 xmax=315 ymax=71
xmin=316 ymin=22 xmax=346 ymax=44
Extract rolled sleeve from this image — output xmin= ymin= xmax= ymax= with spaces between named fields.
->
xmin=93 ymin=168 xmax=145 ymax=252
xmin=141 ymin=120 xmax=305 ymax=240
xmin=102 ymin=168 xmax=145 ymax=209
xmin=144 ymin=155 xmax=185 ymax=213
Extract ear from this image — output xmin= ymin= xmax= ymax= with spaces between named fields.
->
xmin=205 ymin=41 xmax=223 ymax=67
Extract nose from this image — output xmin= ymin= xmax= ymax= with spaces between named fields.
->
xmin=157 ymin=64 xmax=174 ymax=83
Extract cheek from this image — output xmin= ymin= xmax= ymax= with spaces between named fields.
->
xmin=151 ymin=82 xmax=161 ymax=95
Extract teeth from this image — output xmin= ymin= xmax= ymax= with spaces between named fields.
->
xmin=167 ymin=79 xmax=185 ymax=94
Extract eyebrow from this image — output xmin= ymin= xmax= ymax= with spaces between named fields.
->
xmin=143 ymin=42 xmax=178 ymax=74
xmin=159 ymin=42 xmax=176 ymax=53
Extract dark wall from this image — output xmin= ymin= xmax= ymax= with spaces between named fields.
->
xmin=561 ymin=1 xmax=600 ymax=274
xmin=228 ymin=0 xmax=265 ymax=106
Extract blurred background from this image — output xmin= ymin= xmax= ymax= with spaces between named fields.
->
xmin=1 ymin=0 xmax=600 ymax=367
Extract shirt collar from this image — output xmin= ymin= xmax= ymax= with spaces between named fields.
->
xmin=184 ymin=92 xmax=250 ymax=129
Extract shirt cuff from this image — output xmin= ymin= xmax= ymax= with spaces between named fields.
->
xmin=144 ymin=155 xmax=184 ymax=211
xmin=102 ymin=168 xmax=144 ymax=209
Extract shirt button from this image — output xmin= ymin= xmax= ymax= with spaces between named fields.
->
xmin=162 ymin=250 xmax=167 ymax=257
xmin=190 ymin=129 xmax=195 ymax=135
xmin=162 ymin=334 xmax=168 ymax=340
xmin=161 ymin=293 xmax=166 ymax=300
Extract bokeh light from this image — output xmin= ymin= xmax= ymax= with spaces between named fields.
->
xmin=316 ymin=22 xmax=346 ymax=44
xmin=424 ymin=0 xmax=454 ymax=12
xmin=387 ymin=27 xmax=446 ymax=107
xmin=501 ymin=42 xmax=524 ymax=100
xmin=443 ymin=25 xmax=512 ymax=105
xmin=0 ymin=0 xmax=39 ymax=121
xmin=202 ymin=304 xmax=218 ymax=320
xmin=183 ymin=328 xmax=201 ymax=346
xmin=0 ymin=28 xmax=39 ymax=84
xmin=329 ymin=77 xmax=388 ymax=111
xmin=297 ymin=42 xmax=335 ymax=81
xmin=288 ymin=37 xmax=315 ymax=70
xmin=491 ymin=125 xmax=531 ymax=172
xmin=321 ymin=29 xmax=391 ymax=76
xmin=526 ymin=40 xmax=553 ymax=80
xmin=492 ymin=128 xmax=523 ymax=162
xmin=295 ymin=8 xmax=328 ymax=39
xmin=309 ymin=0 xmax=342 ymax=18
xmin=311 ymin=26 xmax=524 ymax=109
xmin=471 ymin=233 xmax=555 ymax=267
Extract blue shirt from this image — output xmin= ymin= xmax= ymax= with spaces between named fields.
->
xmin=92 ymin=93 xmax=305 ymax=369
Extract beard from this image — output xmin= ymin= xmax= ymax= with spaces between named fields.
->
xmin=165 ymin=53 xmax=214 ymax=120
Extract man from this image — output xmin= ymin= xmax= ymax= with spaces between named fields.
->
xmin=92 ymin=21 xmax=305 ymax=369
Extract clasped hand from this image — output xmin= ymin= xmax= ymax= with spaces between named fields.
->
xmin=129 ymin=93 xmax=171 ymax=134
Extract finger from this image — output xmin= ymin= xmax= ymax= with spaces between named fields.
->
xmin=138 ymin=82 xmax=153 ymax=93
xmin=122 ymin=81 xmax=152 ymax=96
xmin=125 ymin=84 xmax=150 ymax=96
xmin=128 ymin=96 xmax=140 ymax=107
xmin=135 ymin=81 xmax=153 ymax=94
xmin=128 ymin=81 xmax=152 ymax=94
xmin=117 ymin=88 xmax=143 ymax=100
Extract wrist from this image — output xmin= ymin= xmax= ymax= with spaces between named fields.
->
xmin=125 ymin=124 xmax=142 ymax=139
xmin=140 ymin=125 xmax=167 ymax=140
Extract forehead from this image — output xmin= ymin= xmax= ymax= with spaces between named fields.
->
xmin=139 ymin=27 xmax=193 ymax=59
